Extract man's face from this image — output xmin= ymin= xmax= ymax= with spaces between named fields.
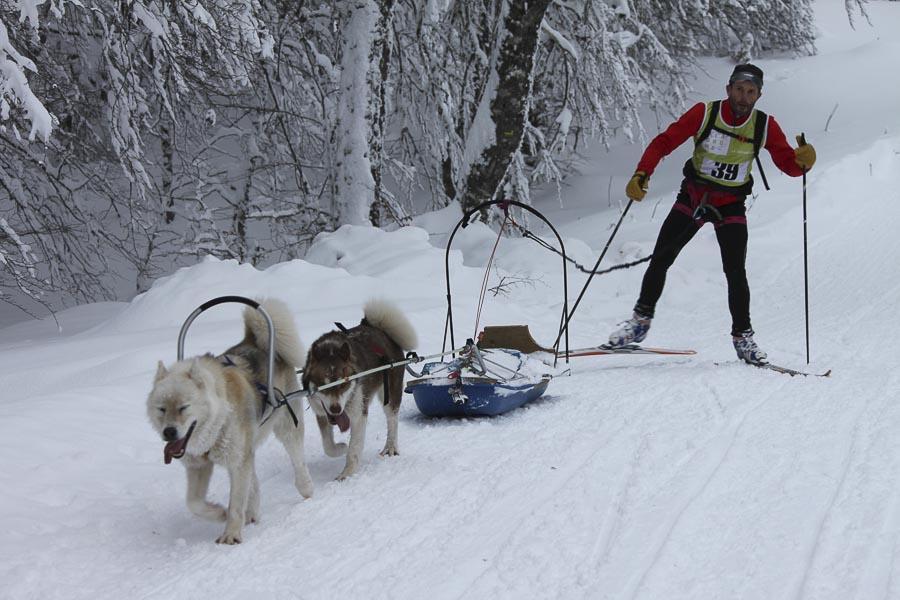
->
xmin=726 ymin=80 xmax=761 ymax=118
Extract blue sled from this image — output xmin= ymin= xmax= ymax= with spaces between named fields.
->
xmin=405 ymin=372 xmax=551 ymax=417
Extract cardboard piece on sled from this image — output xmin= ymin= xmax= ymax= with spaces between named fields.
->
xmin=477 ymin=325 xmax=556 ymax=354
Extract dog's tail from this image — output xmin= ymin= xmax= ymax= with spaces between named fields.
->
xmin=243 ymin=299 xmax=306 ymax=368
xmin=363 ymin=299 xmax=418 ymax=351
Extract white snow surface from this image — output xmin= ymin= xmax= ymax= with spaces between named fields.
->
xmin=3 ymin=3 xmax=900 ymax=599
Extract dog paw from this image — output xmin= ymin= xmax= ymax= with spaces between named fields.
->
xmin=379 ymin=445 xmax=399 ymax=457
xmin=295 ymin=478 xmax=314 ymax=499
xmin=245 ymin=512 xmax=258 ymax=525
xmin=216 ymin=531 xmax=242 ymax=545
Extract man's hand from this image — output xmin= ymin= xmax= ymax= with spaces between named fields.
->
xmin=795 ymin=135 xmax=816 ymax=171
xmin=626 ymin=171 xmax=650 ymax=201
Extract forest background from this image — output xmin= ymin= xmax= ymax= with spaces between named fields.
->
xmin=0 ymin=0 xmax=873 ymax=323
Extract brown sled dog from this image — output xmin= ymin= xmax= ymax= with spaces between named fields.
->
xmin=303 ymin=299 xmax=418 ymax=480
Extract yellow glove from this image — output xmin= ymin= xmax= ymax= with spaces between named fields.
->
xmin=625 ymin=171 xmax=649 ymax=201
xmin=795 ymin=135 xmax=816 ymax=171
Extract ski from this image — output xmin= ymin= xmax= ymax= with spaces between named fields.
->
xmin=560 ymin=343 xmax=696 ymax=358
xmin=746 ymin=361 xmax=831 ymax=378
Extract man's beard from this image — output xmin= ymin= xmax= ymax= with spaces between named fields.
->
xmin=730 ymin=99 xmax=752 ymax=118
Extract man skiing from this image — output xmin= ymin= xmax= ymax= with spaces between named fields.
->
xmin=608 ymin=63 xmax=817 ymax=364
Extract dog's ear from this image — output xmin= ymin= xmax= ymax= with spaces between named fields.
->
xmin=339 ymin=341 xmax=351 ymax=361
xmin=187 ymin=358 xmax=206 ymax=388
xmin=155 ymin=361 xmax=168 ymax=382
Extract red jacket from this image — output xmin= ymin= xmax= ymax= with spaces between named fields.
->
xmin=637 ymin=100 xmax=804 ymax=181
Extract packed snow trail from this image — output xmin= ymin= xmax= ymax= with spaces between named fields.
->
xmin=4 ymin=4 xmax=900 ymax=598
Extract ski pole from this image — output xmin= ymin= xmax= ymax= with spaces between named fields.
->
xmin=554 ymin=199 xmax=634 ymax=348
xmin=800 ymin=133 xmax=810 ymax=364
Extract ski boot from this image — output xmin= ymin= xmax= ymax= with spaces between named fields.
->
xmin=733 ymin=329 xmax=768 ymax=364
xmin=608 ymin=312 xmax=652 ymax=347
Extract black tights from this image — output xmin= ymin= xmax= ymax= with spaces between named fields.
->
xmin=635 ymin=205 xmax=751 ymax=336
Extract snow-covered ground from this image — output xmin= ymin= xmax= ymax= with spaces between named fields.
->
xmin=3 ymin=3 xmax=900 ymax=599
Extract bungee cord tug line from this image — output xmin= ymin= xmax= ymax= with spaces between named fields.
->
xmin=497 ymin=200 xmax=696 ymax=360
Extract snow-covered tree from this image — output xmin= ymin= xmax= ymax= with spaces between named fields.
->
xmin=453 ymin=0 xmax=553 ymax=212
xmin=845 ymin=0 xmax=871 ymax=28
xmin=0 ymin=0 xmax=858 ymax=318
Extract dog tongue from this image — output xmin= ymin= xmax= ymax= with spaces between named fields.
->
xmin=163 ymin=422 xmax=196 ymax=464
xmin=164 ymin=437 xmax=188 ymax=464
xmin=336 ymin=412 xmax=350 ymax=433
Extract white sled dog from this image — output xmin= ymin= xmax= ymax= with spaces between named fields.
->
xmin=146 ymin=299 xmax=313 ymax=544
xmin=303 ymin=299 xmax=418 ymax=480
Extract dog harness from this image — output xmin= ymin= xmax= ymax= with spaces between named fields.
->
xmin=220 ymin=354 xmax=299 ymax=426
xmin=333 ymin=321 xmax=393 ymax=406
